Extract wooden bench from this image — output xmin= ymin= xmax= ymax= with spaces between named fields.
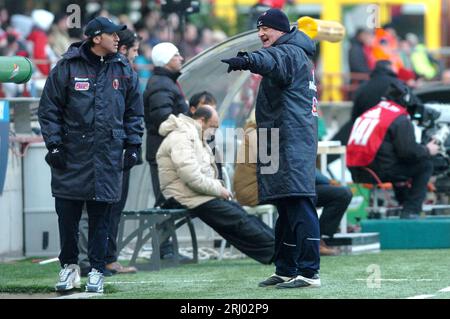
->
xmin=117 ymin=208 xmax=198 ymax=270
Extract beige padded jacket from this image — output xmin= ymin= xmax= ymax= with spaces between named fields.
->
xmin=156 ymin=114 xmax=223 ymax=209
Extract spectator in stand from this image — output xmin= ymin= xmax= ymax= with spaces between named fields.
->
xmin=178 ymin=23 xmax=200 ymax=61
xmin=48 ymin=14 xmax=74 ymax=59
xmin=406 ymin=33 xmax=441 ymax=81
xmin=441 ymin=69 xmax=450 ymax=85
xmin=27 ymin=10 xmax=55 ymax=77
xmin=348 ymin=28 xmax=374 ymax=76
xmin=351 ymin=60 xmax=404 ymax=123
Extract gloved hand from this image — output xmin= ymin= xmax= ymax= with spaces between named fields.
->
xmin=221 ymin=52 xmax=249 ymax=73
xmin=45 ymin=146 xmax=66 ymax=169
xmin=123 ymin=145 xmax=140 ymax=170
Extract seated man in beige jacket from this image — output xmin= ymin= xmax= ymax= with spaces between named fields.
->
xmin=156 ymin=105 xmax=275 ymax=264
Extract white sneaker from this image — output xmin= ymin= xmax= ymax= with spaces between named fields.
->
xmin=85 ymin=268 xmax=104 ymax=293
xmin=55 ymin=264 xmax=81 ymax=292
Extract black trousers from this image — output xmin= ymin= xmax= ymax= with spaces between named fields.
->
xmin=272 ymin=196 xmax=320 ymax=278
xmin=55 ymin=198 xmax=111 ymax=272
xmin=105 ymin=169 xmax=130 ymax=264
xmin=149 ymin=162 xmax=175 ymax=255
xmin=316 ymin=184 xmax=353 ymax=237
xmin=191 ymin=199 xmax=275 ymax=264
xmin=149 ymin=162 xmax=165 ymax=207
xmin=381 ymin=159 xmax=433 ymax=214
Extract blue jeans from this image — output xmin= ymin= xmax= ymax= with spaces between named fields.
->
xmin=273 ymin=196 xmax=320 ymax=278
xmin=55 ymin=198 xmax=112 ymax=272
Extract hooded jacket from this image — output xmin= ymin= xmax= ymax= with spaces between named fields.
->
xmin=156 ymin=114 xmax=223 ymax=209
xmin=38 ymin=41 xmax=144 ymax=202
xmin=351 ymin=63 xmax=404 ymax=123
xmin=246 ymin=27 xmax=318 ymax=202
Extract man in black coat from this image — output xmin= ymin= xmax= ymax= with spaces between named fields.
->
xmin=38 ymin=17 xmax=144 ymax=293
xmin=351 ymin=60 xmax=404 ymax=123
xmin=222 ymin=8 xmax=320 ymax=289
xmin=143 ymin=42 xmax=188 ymax=207
xmin=143 ymin=42 xmax=189 ymax=259
xmin=348 ymin=28 xmax=372 ymax=75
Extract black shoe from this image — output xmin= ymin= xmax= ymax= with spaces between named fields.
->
xmin=258 ymin=274 xmax=292 ymax=287
xmin=161 ymin=252 xmax=192 ymax=262
xmin=275 ymin=274 xmax=321 ymax=289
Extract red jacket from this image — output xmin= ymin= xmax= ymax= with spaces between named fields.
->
xmin=347 ymin=100 xmax=408 ymax=167
xmin=27 ymin=28 xmax=50 ymax=75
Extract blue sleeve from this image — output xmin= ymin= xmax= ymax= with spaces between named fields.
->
xmin=38 ymin=60 xmax=68 ymax=149
xmin=124 ymin=70 xmax=144 ymax=146
xmin=247 ymin=47 xmax=293 ymax=87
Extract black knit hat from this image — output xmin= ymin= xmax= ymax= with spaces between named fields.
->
xmin=257 ymin=8 xmax=291 ymax=33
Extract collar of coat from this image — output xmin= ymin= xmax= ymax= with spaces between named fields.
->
xmin=153 ymin=66 xmax=182 ymax=82
xmin=63 ymin=40 xmax=128 ymax=66
xmin=159 ymin=113 xmax=203 ymax=142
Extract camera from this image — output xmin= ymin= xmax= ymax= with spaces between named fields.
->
xmin=419 ymin=103 xmax=450 ymax=194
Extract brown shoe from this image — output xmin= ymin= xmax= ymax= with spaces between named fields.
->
xmin=106 ymin=262 xmax=138 ymax=274
xmin=319 ymin=240 xmax=339 ymax=256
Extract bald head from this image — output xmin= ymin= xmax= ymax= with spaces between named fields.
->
xmin=192 ymin=105 xmax=219 ymax=139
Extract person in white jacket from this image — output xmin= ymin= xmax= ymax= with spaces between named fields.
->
xmin=157 ymin=105 xmax=275 ymax=264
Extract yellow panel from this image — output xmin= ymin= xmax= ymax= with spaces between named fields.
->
xmin=320 ymin=0 xmax=342 ymax=101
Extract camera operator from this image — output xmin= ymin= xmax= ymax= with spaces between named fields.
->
xmin=347 ymin=81 xmax=439 ymax=219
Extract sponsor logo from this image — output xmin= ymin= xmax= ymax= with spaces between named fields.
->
xmin=112 ymin=79 xmax=119 ymax=90
xmin=309 ymin=69 xmax=317 ymax=92
xmin=74 ymin=82 xmax=90 ymax=91
xmin=9 ymin=64 xmax=20 ymax=80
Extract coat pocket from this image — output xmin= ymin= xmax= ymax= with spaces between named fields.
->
xmin=111 ymin=129 xmax=126 ymax=170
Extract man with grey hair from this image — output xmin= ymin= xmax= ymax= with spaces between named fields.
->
xmin=221 ymin=8 xmax=320 ymax=289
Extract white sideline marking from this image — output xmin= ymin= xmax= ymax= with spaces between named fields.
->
xmin=53 ymin=292 xmax=100 ymax=299
xmin=406 ymin=294 xmax=435 ymax=299
xmin=439 ymin=286 xmax=450 ymax=292
xmin=108 ymin=279 xmax=227 ymax=284
xmin=355 ymin=278 xmax=435 ymax=282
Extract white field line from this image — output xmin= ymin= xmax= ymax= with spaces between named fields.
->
xmin=406 ymin=294 xmax=436 ymax=299
xmin=53 ymin=292 xmax=100 ymax=299
xmin=439 ymin=286 xmax=450 ymax=292
xmin=355 ymin=278 xmax=435 ymax=282
xmin=108 ymin=279 xmax=229 ymax=284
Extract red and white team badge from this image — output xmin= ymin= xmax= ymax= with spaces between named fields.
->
xmin=112 ymin=79 xmax=119 ymax=90
xmin=74 ymin=82 xmax=90 ymax=91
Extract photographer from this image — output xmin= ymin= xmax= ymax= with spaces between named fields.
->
xmin=347 ymin=82 xmax=439 ymax=219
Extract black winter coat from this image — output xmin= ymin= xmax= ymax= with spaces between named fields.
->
xmin=352 ymin=65 xmax=404 ymax=122
xmin=143 ymin=67 xmax=188 ymax=164
xmin=371 ymin=115 xmax=429 ymax=178
xmin=38 ymin=41 xmax=144 ymax=202
xmin=247 ymin=27 xmax=318 ymax=202
xmin=348 ymin=37 xmax=370 ymax=74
